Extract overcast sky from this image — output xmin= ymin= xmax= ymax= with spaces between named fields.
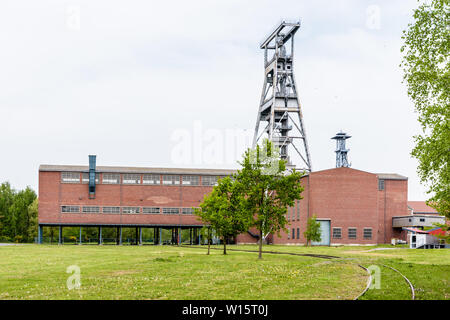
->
xmin=0 ymin=0 xmax=430 ymax=200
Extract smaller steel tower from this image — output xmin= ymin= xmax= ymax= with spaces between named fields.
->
xmin=331 ymin=132 xmax=351 ymax=168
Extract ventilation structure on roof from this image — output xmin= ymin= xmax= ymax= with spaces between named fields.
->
xmin=88 ymin=155 xmax=96 ymax=199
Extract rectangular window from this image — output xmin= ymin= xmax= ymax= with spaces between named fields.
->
xmin=82 ymin=206 xmax=100 ymax=214
xmin=363 ymin=228 xmax=372 ymax=240
xmin=162 ymin=208 xmax=180 ymax=214
xmin=143 ymin=207 xmax=160 ymax=214
xmin=61 ymin=172 xmax=80 ymax=183
xmin=103 ymin=207 xmax=120 ymax=214
xmin=61 ymin=206 xmax=80 ymax=213
xmin=181 ymin=208 xmax=195 ymax=215
xmin=182 ymin=175 xmax=199 ymax=186
xmin=348 ymin=228 xmax=357 ymax=239
xmin=296 ymin=228 xmax=300 ymax=239
xmin=202 ymin=175 xmax=218 ymax=186
xmin=162 ymin=175 xmax=180 ymax=185
xmin=102 ymin=173 xmax=120 ymax=184
xmin=122 ymin=207 xmax=140 ymax=214
xmin=296 ymin=200 xmax=300 ymax=221
xmin=142 ymin=174 xmax=160 ymax=185
xmin=123 ymin=174 xmax=141 ymax=184
xmin=82 ymin=173 xmax=100 ymax=184
xmin=332 ymin=228 xmax=342 ymax=239
xmin=378 ymin=179 xmax=385 ymax=190
xmin=292 ymin=228 xmax=295 ymax=239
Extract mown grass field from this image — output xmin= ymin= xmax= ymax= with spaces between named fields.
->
xmin=0 ymin=244 xmax=448 ymax=300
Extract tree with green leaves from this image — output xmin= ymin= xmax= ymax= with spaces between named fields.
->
xmin=195 ymin=176 xmax=251 ymax=255
xmin=236 ymin=139 xmax=304 ymax=259
xmin=0 ymin=182 xmax=15 ymax=241
xmin=401 ymin=0 xmax=449 ymax=218
xmin=8 ymin=187 xmax=37 ymax=242
xmin=303 ymin=215 xmax=322 ymax=247
xmin=0 ymin=183 xmax=37 ymax=242
xmin=27 ymin=198 xmax=39 ymax=242
xmin=199 ymin=226 xmax=213 ymax=255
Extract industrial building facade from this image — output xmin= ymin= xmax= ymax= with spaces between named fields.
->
xmin=38 ymin=161 xmax=444 ymax=246
xmin=239 ymin=167 xmax=409 ymax=245
xmin=38 ymin=164 xmax=234 ymax=245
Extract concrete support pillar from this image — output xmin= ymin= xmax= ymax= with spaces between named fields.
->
xmin=38 ymin=225 xmax=43 ymax=244
xmin=119 ymin=227 xmax=123 ymax=245
xmin=59 ymin=226 xmax=62 ymax=245
xmin=139 ymin=227 xmax=142 ymax=245
xmin=189 ymin=228 xmax=192 ymax=245
xmin=98 ymin=226 xmax=102 ymax=245
xmin=79 ymin=227 xmax=82 ymax=245
xmin=178 ymin=227 xmax=182 ymax=245
xmin=159 ymin=228 xmax=162 ymax=245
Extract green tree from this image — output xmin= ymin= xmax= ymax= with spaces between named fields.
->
xmin=195 ymin=177 xmax=251 ymax=254
xmin=0 ymin=182 xmax=15 ymax=241
xmin=237 ymin=139 xmax=304 ymax=259
xmin=27 ymin=198 xmax=39 ymax=242
xmin=199 ymin=226 xmax=213 ymax=255
xmin=303 ymin=215 xmax=322 ymax=247
xmin=8 ymin=187 xmax=37 ymax=242
xmin=401 ymin=0 xmax=450 ymax=218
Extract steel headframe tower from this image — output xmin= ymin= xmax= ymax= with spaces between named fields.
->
xmin=331 ymin=131 xmax=351 ymax=168
xmin=252 ymin=21 xmax=312 ymax=172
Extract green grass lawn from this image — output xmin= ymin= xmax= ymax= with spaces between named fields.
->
xmin=0 ymin=244 xmax=448 ymax=300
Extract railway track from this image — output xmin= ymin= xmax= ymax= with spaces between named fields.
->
xmin=357 ymin=263 xmax=415 ymax=300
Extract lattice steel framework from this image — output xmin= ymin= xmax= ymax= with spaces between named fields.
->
xmin=252 ymin=21 xmax=312 ymax=171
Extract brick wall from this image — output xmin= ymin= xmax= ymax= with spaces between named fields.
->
xmin=39 ymin=166 xmax=409 ymax=245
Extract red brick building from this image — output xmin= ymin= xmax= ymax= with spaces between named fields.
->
xmin=38 ymin=164 xmax=233 ymax=245
xmin=38 ymin=161 xmax=435 ymax=245
xmin=237 ymin=167 xmax=409 ymax=245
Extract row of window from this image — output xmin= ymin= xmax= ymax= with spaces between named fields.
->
xmin=287 ymin=227 xmax=373 ymax=240
xmin=61 ymin=206 xmax=196 ymax=215
xmin=61 ymin=172 xmax=222 ymax=186
xmin=333 ymin=227 xmax=372 ymax=240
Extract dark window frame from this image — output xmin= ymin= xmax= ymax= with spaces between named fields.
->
xmin=363 ymin=228 xmax=372 ymax=240
xmin=332 ymin=227 xmax=342 ymax=239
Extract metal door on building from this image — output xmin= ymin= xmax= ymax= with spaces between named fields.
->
xmin=311 ymin=220 xmax=331 ymax=246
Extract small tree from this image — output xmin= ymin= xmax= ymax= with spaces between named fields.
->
xmin=195 ymin=177 xmax=251 ymax=255
xmin=237 ymin=139 xmax=304 ymax=259
xmin=27 ymin=198 xmax=39 ymax=242
xmin=304 ymin=215 xmax=321 ymax=247
xmin=199 ymin=226 xmax=213 ymax=255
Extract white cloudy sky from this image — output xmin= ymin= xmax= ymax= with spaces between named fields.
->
xmin=0 ymin=0 xmax=430 ymax=200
